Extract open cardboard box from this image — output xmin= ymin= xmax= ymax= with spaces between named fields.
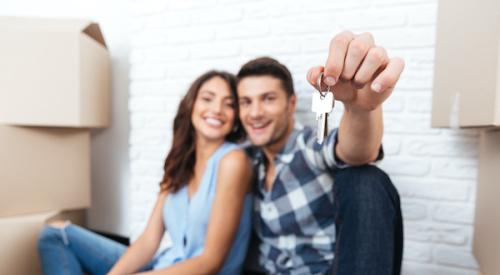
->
xmin=474 ymin=129 xmax=500 ymax=275
xmin=0 ymin=209 xmax=86 ymax=275
xmin=0 ymin=125 xmax=91 ymax=217
xmin=0 ymin=16 xmax=111 ymax=128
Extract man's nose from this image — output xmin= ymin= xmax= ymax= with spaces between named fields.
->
xmin=249 ymin=102 xmax=264 ymax=117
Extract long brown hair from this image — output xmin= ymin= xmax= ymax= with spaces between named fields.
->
xmin=160 ymin=70 xmax=245 ymax=193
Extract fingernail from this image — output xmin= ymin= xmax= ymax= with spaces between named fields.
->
xmin=324 ymin=76 xmax=336 ymax=86
xmin=371 ymin=83 xmax=382 ymax=93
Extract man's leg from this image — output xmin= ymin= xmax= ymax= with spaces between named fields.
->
xmin=332 ymin=165 xmax=403 ymax=275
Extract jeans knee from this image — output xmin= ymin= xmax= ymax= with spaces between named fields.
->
xmin=38 ymin=224 xmax=71 ymax=251
xmin=335 ymin=165 xmax=400 ymax=213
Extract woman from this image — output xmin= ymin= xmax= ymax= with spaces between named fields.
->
xmin=38 ymin=70 xmax=253 ymax=275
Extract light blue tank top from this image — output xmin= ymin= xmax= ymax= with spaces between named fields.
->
xmin=153 ymin=142 xmax=252 ymax=274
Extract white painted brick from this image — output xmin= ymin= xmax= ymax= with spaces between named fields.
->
xmin=404 ymin=137 xmax=478 ymax=157
xmin=196 ymin=6 xmax=243 ymax=24
xmin=382 ymin=135 xmax=402 ymax=156
xmin=216 ymin=21 xmax=270 ymax=39
xmin=401 ymin=201 xmax=427 ymax=220
xmin=143 ymin=12 xmax=192 ymax=28
xmin=304 ymin=0 xmax=370 ymax=11
xmin=141 ymin=46 xmax=190 ymax=63
xmin=335 ymin=9 xmax=408 ymax=31
xmin=373 ymin=0 xmax=437 ymax=7
xmin=391 ymin=176 xmax=470 ymax=201
xmin=166 ymin=27 xmax=216 ymax=44
xmin=191 ymin=41 xmax=241 ymax=59
xmin=378 ymin=157 xmax=430 ymax=176
xmin=129 ymin=64 xmax=167 ymax=80
xmin=384 ymin=114 xmax=440 ymax=135
xmin=432 ymin=159 xmax=478 ymax=180
xmin=372 ymin=27 xmax=436 ymax=48
xmin=407 ymin=94 xmax=432 ymax=113
xmin=166 ymin=0 xmax=217 ymax=11
xmin=129 ymin=0 xmax=168 ymax=16
xmin=129 ymin=97 xmax=168 ymax=112
xmin=404 ymin=240 xmax=432 ymax=263
xmin=402 ymin=262 xmax=476 ymax=275
xmin=408 ymin=3 xmax=438 ymax=26
xmin=394 ymin=67 xmax=434 ymax=90
xmin=242 ymin=38 xmax=301 ymax=56
xmin=433 ymin=245 xmax=479 ymax=269
xmin=384 ymin=94 xmax=405 ymax=113
xmin=404 ymin=221 xmax=470 ymax=246
xmin=270 ymin=15 xmax=334 ymax=35
xmin=432 ymin=203 xmax=475 ymax=225
xmin=130 ymin=30 xmax=168 ymax=48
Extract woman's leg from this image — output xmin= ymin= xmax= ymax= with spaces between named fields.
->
xmin=38 ymin=222 xmax=154 ymax=275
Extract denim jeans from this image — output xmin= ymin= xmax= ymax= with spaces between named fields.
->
xmin=37 ymin=223 xmax=154 ymax=275
xmin=331 ymin=165 xmax=403 ymax=275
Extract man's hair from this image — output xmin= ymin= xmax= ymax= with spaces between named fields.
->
xmin=237 ymin=57 xmax=295 ymax=97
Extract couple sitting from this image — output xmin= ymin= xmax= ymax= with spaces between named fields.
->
xmin=38 ymin=31 xmax=405 ymax=275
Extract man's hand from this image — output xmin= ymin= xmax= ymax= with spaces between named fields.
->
xmin=306 ymin=31 xmax=405 ymax=165
xmin=306 ymin=31 xmax=404 ymax=113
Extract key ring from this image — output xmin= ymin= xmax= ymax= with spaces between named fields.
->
xmin=317 ymin=72 xmax=331 ymax=99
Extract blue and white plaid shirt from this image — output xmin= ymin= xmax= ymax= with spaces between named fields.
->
xmin=245 ymin=123 xmax=345 ymax=275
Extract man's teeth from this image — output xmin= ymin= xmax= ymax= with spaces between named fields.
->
xmin=252 ymin=123 xmax=267 ymax=129
xmin=205 ymin=117 xmax=222 ymax=126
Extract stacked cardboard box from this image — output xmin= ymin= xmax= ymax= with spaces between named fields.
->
xmin=431 ymin=0 xmax=500 ymax=274
xmin=0 ymin=16 xmax=110 ymax=275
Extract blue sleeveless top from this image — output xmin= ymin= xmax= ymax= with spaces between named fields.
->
xmin=153 ymin=142 xmax=252 ymax=274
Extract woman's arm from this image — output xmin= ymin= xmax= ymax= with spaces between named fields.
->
xmin=135 ymin=149 xmax=252 ymax=275
xmin=108 ymin=191 xmax=168 ymax=275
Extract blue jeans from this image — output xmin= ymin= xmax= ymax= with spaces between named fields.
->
xmin=37 ymin=223 xmax=154 ymax=275
xmin=331 ymin=165 xmax=403 ymax=275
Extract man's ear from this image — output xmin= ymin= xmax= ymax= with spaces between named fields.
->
xmin=288 ymin=94 xmax=297 ymax=112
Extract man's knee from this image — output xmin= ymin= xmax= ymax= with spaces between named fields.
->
xmin=335 ymin=165 xmax=400 ymax=213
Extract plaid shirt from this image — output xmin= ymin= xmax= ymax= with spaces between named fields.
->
xmin=245 ymin=123 xmax=345 ymax=275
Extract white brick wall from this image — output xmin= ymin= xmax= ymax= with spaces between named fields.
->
xmin=128 ymin=0 xmax=479 ymax=274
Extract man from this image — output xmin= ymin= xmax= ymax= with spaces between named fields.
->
xmin=237 ymin=31 xmax=405 ymax=275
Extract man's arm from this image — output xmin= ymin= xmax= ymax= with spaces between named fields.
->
xmin=307 ymin=31 xmax=404 ymax=165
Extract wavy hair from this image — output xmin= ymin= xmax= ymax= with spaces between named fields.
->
xmin=159 ymin=70 xmax=245 ymax=193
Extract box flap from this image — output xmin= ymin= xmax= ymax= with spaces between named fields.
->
xmin=0 ymin=16 xmax=107 ymax=48
xmin=83 ymin=23 xmax=107 ymax=48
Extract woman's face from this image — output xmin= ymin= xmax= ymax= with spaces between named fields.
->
xmin=191 ymin=76 xmax=236 ymax=142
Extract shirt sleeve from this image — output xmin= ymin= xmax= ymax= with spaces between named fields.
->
xmin=301 ymin=127 xmax=384 ymax=171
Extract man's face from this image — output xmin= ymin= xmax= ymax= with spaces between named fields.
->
xmin=237 ymin=75 xmax=296 ymax=148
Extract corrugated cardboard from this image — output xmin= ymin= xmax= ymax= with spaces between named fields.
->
xmin=431 ymin=0 xmax=500 ymax=128
xmin=0 ymin=209 xmax=86 ymax=275
xmin=0 ymin=16 xmax=111 ymax=128
xmin=0 ymin=125 xmax=91 ymax=217
xmin=473 ymin=129 xmax=500 ymax=275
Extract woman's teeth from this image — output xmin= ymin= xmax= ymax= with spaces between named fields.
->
xmin=205 ymin=117 xmax=223 ymax=126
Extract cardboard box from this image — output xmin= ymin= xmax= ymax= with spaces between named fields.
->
xmin=431 ymin=0 xmax=500 ymax=128
xmin=473 ymin=129 xmax=500 ymax=275
xmin=0 ymin=16 xmax=111 ymax=128
xmin=0 ymin=125 xmax=91 ymax=217
xmin=0 ymin=209 xmax=86 ymax=275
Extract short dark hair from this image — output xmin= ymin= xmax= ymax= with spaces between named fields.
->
xmin=237 ymin=57 xmax=295 ymax=97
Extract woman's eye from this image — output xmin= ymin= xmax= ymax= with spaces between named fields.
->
xmin=202 ymin=97 xmax=211 ymax=102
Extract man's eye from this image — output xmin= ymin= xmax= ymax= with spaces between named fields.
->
xmin=265 ymin=97 xmax=275 ymax=102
